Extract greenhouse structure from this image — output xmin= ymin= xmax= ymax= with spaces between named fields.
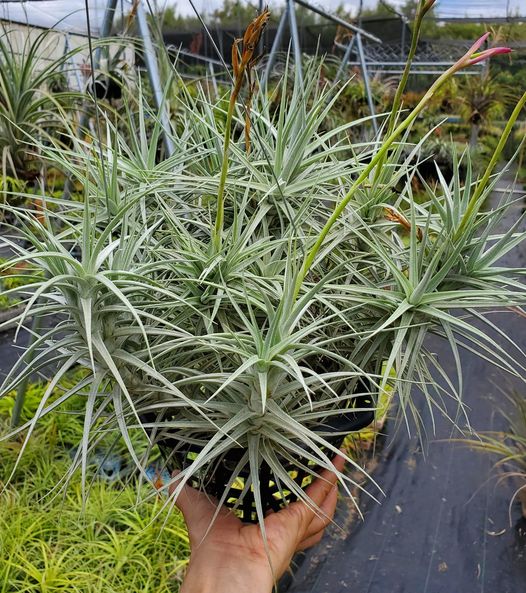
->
xmin=0 ymin=1 xmax=525 ymax=592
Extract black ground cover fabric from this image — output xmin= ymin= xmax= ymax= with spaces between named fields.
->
xmin=286 ymin=176 xmax=526 ymax=593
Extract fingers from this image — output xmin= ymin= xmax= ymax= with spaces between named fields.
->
xmin=303 ymin=452 xmax=345 ymax=509
xmin=332 ymin=452 xmax=346 ymax=474
xmin=296 ymin=531 xmax=324 ymax=551
xmin=294 ymin=480 xmax=340 ymax=552
xmin=169 ymin=472 xmax=195 ymax=520
xmin=173 ymin=450 xmax=345 ymax=550
xmin=276 ymin=452 xmax=346 ymax=535
xmin=303 ymin=481 xmax=338 ymax=538
xmin=169 ymin=471 xmax=217 ymax=530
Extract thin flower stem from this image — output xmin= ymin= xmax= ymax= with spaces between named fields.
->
xmin=293 ymin=64 xmax=459 ymax=299
xmin=294 ymin=32 xmax=512 ymax=299
xmin=374 ymin=2 xmax=428 ymax=183
xmin=213 ymin=88 xmax=240 ymax=252
xmin=212 ymin=8 xmax=269 ymax=252
xmin=455 ymin=91 xmax=526 ymax=240
xmin=387 ymin=11 xmax=423 ymax=136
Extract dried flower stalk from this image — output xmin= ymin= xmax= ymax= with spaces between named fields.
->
xmin=384 ymin=207 xmax=423 ymax=241
xmin=213 ymin=7 xmax=270 ymax=250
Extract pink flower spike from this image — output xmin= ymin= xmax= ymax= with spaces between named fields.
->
xmin=466 ymin=32 xmax=491 ymax=56
xmin=452 ymin=33 xmax=512 ymax=71
xmin=467 ymin=46 xmax=512 ymax=66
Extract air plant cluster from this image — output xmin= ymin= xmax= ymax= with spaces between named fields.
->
xmin=464 ymin=390 xmax=526 ymax=520
xmin=0 ymin=27 xmax=82 ymax=180
xmin=0 ymin=2 xmax=525 ymax=529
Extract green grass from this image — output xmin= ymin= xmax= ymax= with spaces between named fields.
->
xmin=0 ymin=367 xmax=387 ymax=592
xmin=0 ymin=376 xmax=190 ymax=593
xmin=0 ymin=256 xmax=41 ymax=313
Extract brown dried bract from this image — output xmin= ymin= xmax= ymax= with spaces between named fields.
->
xmin=384 ymin=206 xmax=423 ymax=241
xmin=231 ymin=7 xmax=270 ymax=153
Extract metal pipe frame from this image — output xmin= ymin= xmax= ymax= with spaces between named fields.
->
xmin=64 ymin=34 xmax=84 ymax=92
xmin=263 ymin=0 xmax=379 ymax=133
xmin=94 ymin=0 xmax=119 ymax=66
xmin=293 ymin=0 xmax=382 ymax=44
xmin=365 ymin=69 xmax=484 ymax=75
xmin=136 ymin=0 xmax=175 ymax=156
xmin=64 ymin=0 xmax=119 ymax=199
xmin=333 ymin=42 xmax=485 ymax=69
xmin=262 ymin=5 xmax=288 ymax=87
xmin=288 ymin=0 xmax=303 ymax=87
xmin=338 ymin=60 xmax=484 ymax=67
xmin=167 ymin=46 xmax=225 ymax=67
xmin=356 ymin=33 xmax=378 ymax=135
xmin=334 ymin=35 xmax=356 ymax=85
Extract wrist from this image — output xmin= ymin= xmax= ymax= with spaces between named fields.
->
xmin=181 ymin=549 xmax=274 ymax=593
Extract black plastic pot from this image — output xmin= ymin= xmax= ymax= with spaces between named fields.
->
xmin=88 ymin=74 xmax=123 ymax=101
xmin=147 ymin=384 xmax=375 ymax=523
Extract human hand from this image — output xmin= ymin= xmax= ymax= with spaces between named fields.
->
xmin=172 ymin=453 xmax=346 ymax=593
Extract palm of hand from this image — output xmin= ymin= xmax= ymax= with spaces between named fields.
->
xmin=173 ymin=454 xmax=345 ymax=590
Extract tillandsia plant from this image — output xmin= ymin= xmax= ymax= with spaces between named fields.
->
xmin=214 ymin=6 xmax=270 ymax=250
xmin=463 ymin=390 xmax=526 ymax=519
xmin=0 ymin=3 xmax=526 ymax=544
xmin=0 ymin=27 xmax=83 ymax=180
xmin=457 ymin=73 xmax=515 ymax=148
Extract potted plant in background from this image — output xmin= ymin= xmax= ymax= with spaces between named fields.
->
xmin=464 ymin=389 xmax=526 ymax=520
xmin=0 ymin=27 xmax=81 ymax=181
xmin=1 ymin=2 xmax=525 ymax=533
xmin=458 ymin=73 xmax=515 ymax=148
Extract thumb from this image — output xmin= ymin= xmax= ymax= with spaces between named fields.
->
xmin=169 ymin=470 xmax=217 ymax=531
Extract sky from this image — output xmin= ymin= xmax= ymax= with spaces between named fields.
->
xmin=172 ymin=0 xmax=525 ymax=18
xmin=0 ymin=0 xmax=524 ymax=37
